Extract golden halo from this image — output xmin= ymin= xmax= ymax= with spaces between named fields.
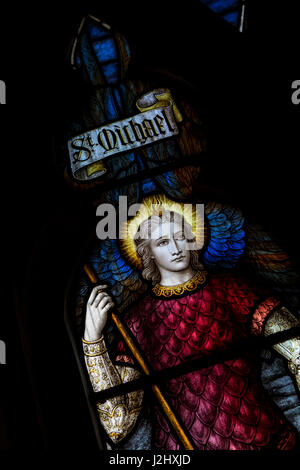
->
xmin=119 ymin=194 xmax=206 ymax=271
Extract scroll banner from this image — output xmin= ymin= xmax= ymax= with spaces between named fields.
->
xmin=68 ymin=88 xmax=183 ymax=181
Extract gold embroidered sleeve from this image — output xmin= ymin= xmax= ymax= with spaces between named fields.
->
xmin=264 ymin=307 xmax=300 ymax=389
xmin=82 ymin=337 xmax=143 ymax=443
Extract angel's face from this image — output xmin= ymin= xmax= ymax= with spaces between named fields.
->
xmin=149 ymin=220 xmax=191 ymax=273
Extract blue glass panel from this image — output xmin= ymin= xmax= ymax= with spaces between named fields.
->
xmin=200 ymin=0 xmax=241 ymax=27
xmin=222 ymin=11 xmax=239 ymax=26
xmin=75 ymin=52 xmax=81 ymax=68
xmin=113 ymin=88 xmax=123 ymax=111
xmin=93 ymin=38 xmax=117 ymax=63
xmin=102 ymin=62 xmax=119 ymax=84
xmin=104 ymin=88 xmax=124 ymax=119
xmin=86 ymin=20 xmax=111 ymax=41
xmin=119 ymin=84 xmax=127 ymax=99
xmin=202 ymin=0 xmax=239 ymax=14
xmin=80 ymin=33 xmax=104 ymax=86
xmin=136 ymin=154 xmax=145 ymax=171
xmin=105 ymin=90 xmax=119 ymax=120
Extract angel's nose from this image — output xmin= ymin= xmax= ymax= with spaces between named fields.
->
xmin=169 ymin=238 xmax=181 ymax=255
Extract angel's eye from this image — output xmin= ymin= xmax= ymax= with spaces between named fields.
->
xmin=158 ymin=239 xmax=169 ymax=247
xmin=174 ymin=232 xmax=186 ymax=241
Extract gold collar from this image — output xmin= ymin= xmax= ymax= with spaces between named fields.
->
xmin=152 ymin=271 xmax=208 ymax=298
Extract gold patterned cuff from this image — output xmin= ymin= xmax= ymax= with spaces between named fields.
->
xmin=288 ymin=353 xmax=300 ymax=375
xmin=82 ymin=336 xmax=107 ymax=356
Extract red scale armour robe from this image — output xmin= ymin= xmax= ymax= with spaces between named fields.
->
xmin=115 ymin=272 xmax=297 ymax=450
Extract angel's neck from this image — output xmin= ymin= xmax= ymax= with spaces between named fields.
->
xmin=158 ymin=267 xmax=196 ymax=287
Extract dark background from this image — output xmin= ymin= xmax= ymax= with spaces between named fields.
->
xmin=0 ymin=0 xmax=299 ymax=452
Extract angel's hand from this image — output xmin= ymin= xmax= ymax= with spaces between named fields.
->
xmin=84 ymin=285 xmax=115 ymax=342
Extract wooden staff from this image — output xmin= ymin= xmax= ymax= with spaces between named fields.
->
xmin=83 ymin=264 xmax=194 ymax=450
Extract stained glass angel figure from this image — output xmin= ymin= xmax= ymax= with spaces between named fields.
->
xmin=81 ymin=195 xmax=300 ymax=450
xmin=63 ymin=16 xmax=300 ymax=452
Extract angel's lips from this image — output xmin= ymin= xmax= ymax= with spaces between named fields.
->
xmin=172 ymin=256 xmax=185 ymax=262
